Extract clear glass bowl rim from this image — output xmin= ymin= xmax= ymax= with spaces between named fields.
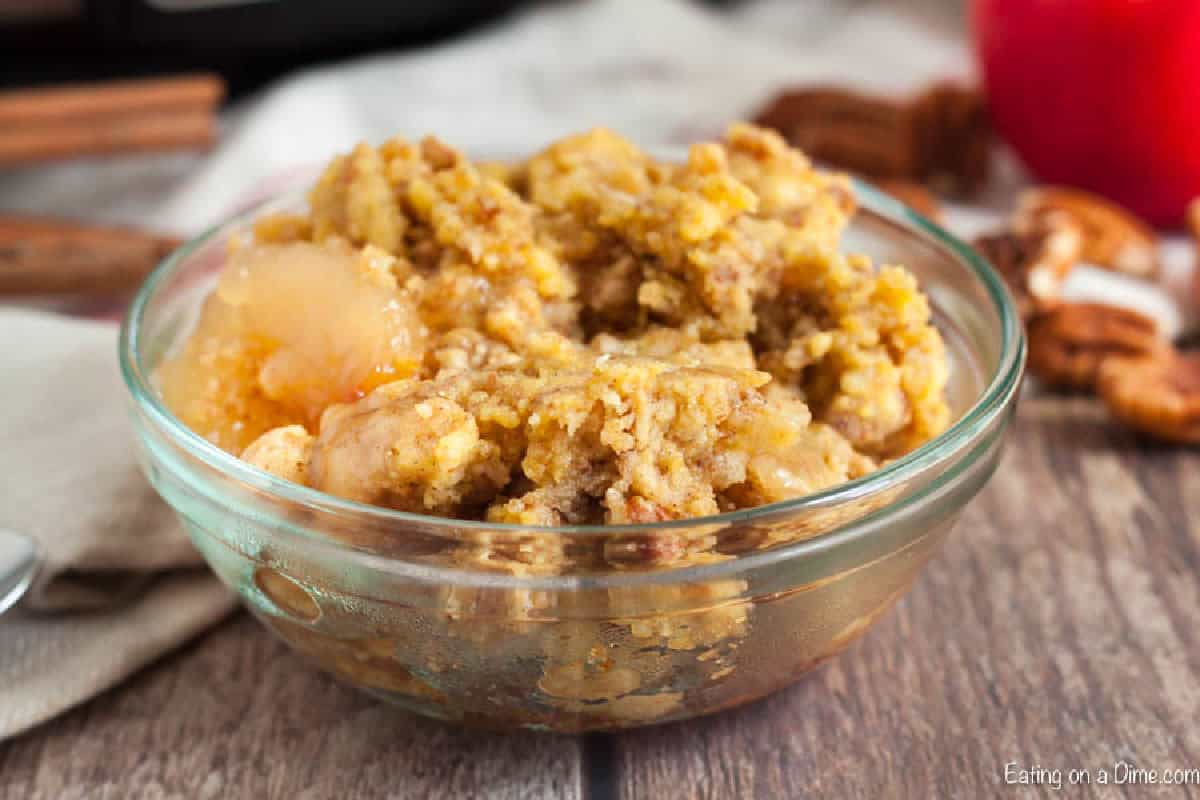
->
xmin=118 ymin=178 xmax=1024 ymax=569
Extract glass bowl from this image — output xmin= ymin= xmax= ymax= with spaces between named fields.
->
xmin=119 ymin=179 xmax=1024 ymax=733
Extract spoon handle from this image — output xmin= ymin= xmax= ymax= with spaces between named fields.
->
xmin=0 ymin=528 xmax=40 ymax=615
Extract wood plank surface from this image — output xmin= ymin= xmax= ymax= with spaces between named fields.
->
xmin=0 ymin=615 xmax=584 ymax=800
xmin=1 ymin=392 xmax=1198 ymax=799
xmin=612 ymin=393 xmax=1200 ymax=799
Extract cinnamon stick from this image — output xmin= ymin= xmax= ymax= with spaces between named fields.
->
xmin=0 ymin=108 xmax=217 ymax=165
xmin=0 ymin=74 xmax=224 ymax=128
xmin=0 ymin=216 xmax=181 ymax=296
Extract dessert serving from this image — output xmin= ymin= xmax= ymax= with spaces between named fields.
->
xmin=159 ymin=124 xmax=950 ymax=525
xmin=124 ymin=123 xmax=1022 ymax=732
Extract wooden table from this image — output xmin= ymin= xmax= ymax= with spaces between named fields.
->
xmin=2 ymin=393 xmax=1198 ymax=799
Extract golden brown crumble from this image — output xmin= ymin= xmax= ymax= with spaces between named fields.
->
xmin=161 ymin=124 xmax=949 ymax=521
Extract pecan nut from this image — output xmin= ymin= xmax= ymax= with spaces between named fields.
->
xmin=753 ymin=86 xmax=920 ymax=178
xmin=1098 ymin=350 xmax=1200 ymax=444
xmin=973 ymin=212 xmax=1082 ymax=321
xmin=753 ymin=82 xmax=991 ymax=195
xmin=1026 ymin=302 xmax=1164 ymax=390
xmin=1017 ymin=186 xmax=1160 ymax=278
xmin=909 ymin=81 xmax=992 ymax=196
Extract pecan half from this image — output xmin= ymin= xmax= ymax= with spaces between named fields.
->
xmin=1098 ymin=350 xmax=1200 ymax=444
xmin=909 ymin=82 xmax=992 ymax=196
xmin=753 ymin=82 xmax=991 ymax=195
xmin=1027 ymin=302 xmax=1164 ymax=390
xmin=1017 ymin=186 xmax=1159 ymax=278
xmin=973 ymin=212 xmax=1082 ymax=321
xmin=877 ymin=180 xmax=940 ymax=222
xmin=754 ymin=87 xmax=920 ymax=178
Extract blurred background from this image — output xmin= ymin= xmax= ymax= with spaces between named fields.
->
xmin=0 ymin=0 xmax=536 ymax=95
xmin=0 ymin=0 xmax=1197 ymax=307
xmin=0 ymin=0 xmax=976 ymax=232
xmin=0 ymin=1 xmax=965 ymax=96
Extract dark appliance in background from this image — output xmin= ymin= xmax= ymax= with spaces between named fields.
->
xmin=0 ymin=0 xmax=534 ymax=97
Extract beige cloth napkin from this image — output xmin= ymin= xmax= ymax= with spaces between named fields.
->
xmin=0 ymin=310 xmax=238 ymax=740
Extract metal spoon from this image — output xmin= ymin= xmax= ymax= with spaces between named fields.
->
xmin=0 ymin=528 xmax=39 ymax=615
